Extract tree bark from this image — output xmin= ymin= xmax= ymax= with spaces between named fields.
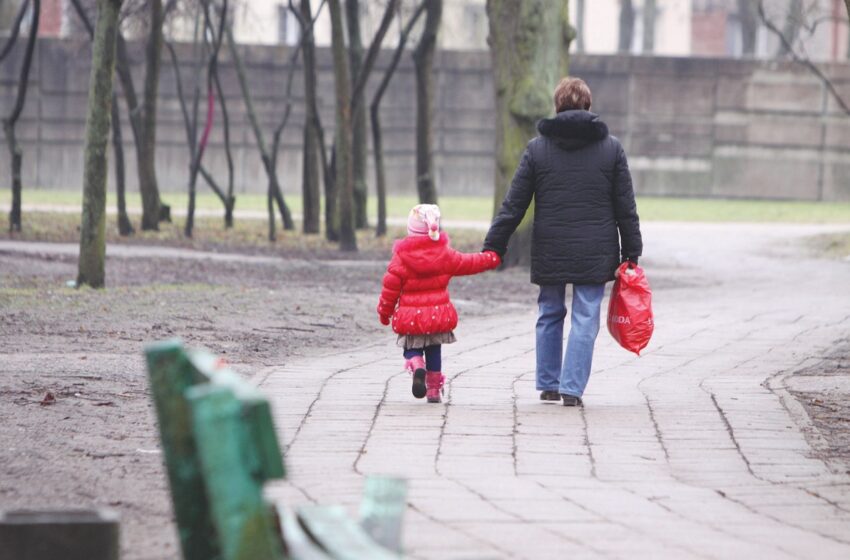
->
xmin=111 ymin=91 xmax=134 ymax=236
xmin=78 ymin=0 xmax=121 ymax=288
xmin=642 ymin=0 xmax=656 ymax=54
xmin=70 ymin=0 xmax=132 ymax=236
xmin=486 ymin=0 xmax=570 ymax=268
xmin=138 ymin=0 xmax=166 ymax=230
xmin=412 ymin=0 xmax=442 ymax=205
xmin=212 ymin=67 xmax=235 ymax=227
xmin=329 ymin=0 xmax=357 ymax=251
xmin=372 ymin=1 xmax=426 ymax=237
xmin=300 ymin=0 xmax=322 ymax=235
xmin=618 ymin=0 xmax=634 ymax=53
xmin=5 ymin=0 xmax=39 ymax=233
xmin=346 ymin=0 xmax=369 ymax=229
xmin=738 ymin=0 xmax=758 ymax=57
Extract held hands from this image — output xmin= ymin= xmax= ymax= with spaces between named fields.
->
xmin=483 ymin=250 xmax=501 ymax=268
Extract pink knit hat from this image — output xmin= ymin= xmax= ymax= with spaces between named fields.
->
xmin=407 ymin=204 xmax=441 ymax=241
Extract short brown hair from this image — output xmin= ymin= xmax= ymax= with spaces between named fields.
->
xmin=553 ymin=77 xmax=592 ymax=112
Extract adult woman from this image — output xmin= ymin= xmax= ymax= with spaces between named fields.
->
xmin=483 ymin=77 xmax=643 ymax=406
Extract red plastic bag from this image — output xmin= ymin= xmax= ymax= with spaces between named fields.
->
xmin=607 ymin=262 xmax=654 ymax=355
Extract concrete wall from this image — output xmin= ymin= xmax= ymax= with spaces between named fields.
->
xmin=1 ymin=38 xmax=849 ymax=202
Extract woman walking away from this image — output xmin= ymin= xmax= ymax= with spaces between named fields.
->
xmin=378 ymin=204 xmax=501 ymax=403
xmin=483 ymin=77 xmax=643 ymax=407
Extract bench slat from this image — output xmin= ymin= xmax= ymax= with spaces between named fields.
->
xmin=298 ymin=506 xmax=401 ymax=560
xmin=145 ymin=340 xmax=221 ymax=560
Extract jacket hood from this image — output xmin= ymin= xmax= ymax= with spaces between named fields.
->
xmin=537 ymin=110 xmax=609 ymax=150
xmin=393 ymin=232 xmax=451 ymax=275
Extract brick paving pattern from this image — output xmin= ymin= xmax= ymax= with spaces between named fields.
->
xmin=262 ymin=223 xmax=850 ymax=559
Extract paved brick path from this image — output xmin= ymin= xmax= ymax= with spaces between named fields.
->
xmin=261 ymin=223 xmax=850 ymax=559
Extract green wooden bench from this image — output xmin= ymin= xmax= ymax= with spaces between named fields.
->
xmin=144 ymin=340 xmax=406 ymax=560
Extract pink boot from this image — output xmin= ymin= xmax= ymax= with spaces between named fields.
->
xmin=405 ymin=356 xmax=427 ymax=399
xmin=425 ymin=371 xmax=445 ymax=403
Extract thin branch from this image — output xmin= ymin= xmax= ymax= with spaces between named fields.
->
xmin=0 ymin=0 xmax=30 ymax=64
xmin=350 ymin=0 xmax=399 ymax=110
xmin=758 ymin=1 xmax=850 ymax=116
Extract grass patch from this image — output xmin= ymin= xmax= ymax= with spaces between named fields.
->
xmin=3 ymin=190 xmax=850 ymax=223
xmin=0 ymin=211 xmax=491 ymax=257
xmin=807 ymin=233 xmax=850 ymax=260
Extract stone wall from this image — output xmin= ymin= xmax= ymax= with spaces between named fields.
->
xmin=1 ymin=38 xmax=849 ymax=201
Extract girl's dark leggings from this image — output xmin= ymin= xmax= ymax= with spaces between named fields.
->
xmin=403 ymin=344 xmax=442 ymax=372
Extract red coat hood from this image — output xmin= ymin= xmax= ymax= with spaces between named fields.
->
xmin=393 ymin=232 xmax=452 ymax=276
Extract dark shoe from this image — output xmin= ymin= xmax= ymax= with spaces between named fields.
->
xmin=405 ymin=356 xmax=427 ymax=399
xmin=539 ymin=390 xmax=561 ymax=402
xmin=561 ymin=394 xmax=583 ymax=407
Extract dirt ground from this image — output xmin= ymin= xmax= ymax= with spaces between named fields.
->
xmin=0 ymin=240 xmax=536 ymax=560
xmin=1 ymin=227 xmax=848 ymax=559
xmin=787 ymin=339 xmax=850 ymax=475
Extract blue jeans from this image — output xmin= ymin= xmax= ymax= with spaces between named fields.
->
xmin=536 ymin=283 xmax=605 ymax=397
xmin=403 ymin=345 xmax=442 ymax=372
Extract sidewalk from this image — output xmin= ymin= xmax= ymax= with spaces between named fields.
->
xmin=259 ymin=223 xmax=850 ymax=559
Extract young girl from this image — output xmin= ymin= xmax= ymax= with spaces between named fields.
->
xmin=377 ymin=204 xmax=501 ymax=403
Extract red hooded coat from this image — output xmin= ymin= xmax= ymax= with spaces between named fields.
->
xmin=377 ymin=233 xmax=501 ymax=335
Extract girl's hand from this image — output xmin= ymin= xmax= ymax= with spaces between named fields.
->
xmin=483 ymin=250 xmax=501 ymax=268
xmin=379 ymin=314 xmax=391 ymax=326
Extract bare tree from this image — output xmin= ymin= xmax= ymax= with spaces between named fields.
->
xmin=5 ymin=0 xmax=38 ymax=233
xmin=0 ymin=0 xmax=30 ymax=64
xmin=111 ymin=1 xmax=170 ymax=230
xmin=184 ymin=0 xmax=228 ymax=238
xmin=346 ymin=0 xmax=369 ymax=228
xmin=291 ymin=0 xmax=338 ymax=241
xmin=165 ymin=39 xmax=230 ymax=226
xmin=412 ymin=0 xmax=442 ymax=205
xmin=758 ymin=0 xmax=850 ymax=116
xmin=486 ymin=0 xmax=571 ymax=267
xmin=738 ymin=0 xmax=758 ymax=57
xmin=226 ymin=25 xmax=296 ymax=240
xmin=329 ymin=0 xmax=356 ymax=251
xmin=778 ymin=0 xmax=804 ymax=58
xmin=372 ymin=2 xmax=427 ymax=237
xmin=618 ymin=0 xmax=634 ymax=53
xmin=297 ymin=0 xmax=323 ymax=235
xmin=78 ymin=0 xmax=122 ymax=288
xmin=70 ymin=0 xmax=134 ymax=235
xmin=642 ymin=0 xmax=656 ymax=53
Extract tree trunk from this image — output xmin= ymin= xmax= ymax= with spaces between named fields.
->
xmin=778 ymin=0 xmax=803 ymax=58
xmin=5 ymin=0 xmax=38 ymax=233
xmin=575 ymin=0 xmax=585 ymax=53
xmin=111 ymin=92 xmax=134 ymax=236
xmin=70 ymin=0 xmax=132 ymax=236
xmin=372 ymin=1 xmax=427 ymax=237
xmin=138 ymin=0 xmax=166 ymax=230
xmin=412 ymin=0 xmax=442 ymax=205
xmin=738 ymin=0 xmax=757 ymax=57
xmin=212 ymin=67 xmax=235 ymax=228
xmin=300 ymin=0 xmax=321 ymax=235
xmin=642 ymin=0 xmax=656 ymax=54
xmin=329 ymin=0 xmax=357 ymax=251
xmin=486 ymin=0 xmax=570 ymax=268
xmin=618 ymin=0 xmax=634 ymax=53
xmin=346 ymin=0 xmax=369 ymax=229
xmin=78 ymin=0 xmax=121 ymax=289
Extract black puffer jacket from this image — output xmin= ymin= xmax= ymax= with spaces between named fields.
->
xmin=483 ymin=110 xmax=642 ymax=285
